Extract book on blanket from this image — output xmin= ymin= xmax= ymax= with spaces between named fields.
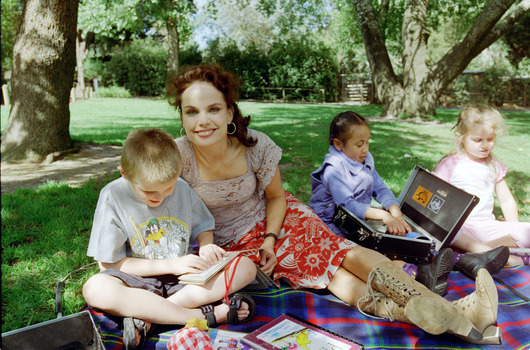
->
xmin=241 ymin=313 xmax=364 ymax=350
xmin=179 ymin=251 xmax=241 ymax=285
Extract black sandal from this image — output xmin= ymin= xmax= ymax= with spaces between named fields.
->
xmin=226 ymin=293 xmax=256 ymax=324
xmin=200 ymin=293 xmax=256 ymax=327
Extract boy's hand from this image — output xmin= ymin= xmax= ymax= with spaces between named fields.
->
xmin=199 ymin=244 xmax=227 ymax=266
xmin=176 ymin=254 xmax=211 ymax=275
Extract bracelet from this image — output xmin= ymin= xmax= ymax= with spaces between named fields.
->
xmin=264 ymin=232 xmax=278 ymax=241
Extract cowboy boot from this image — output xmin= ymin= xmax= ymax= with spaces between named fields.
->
xmin=452 ymin=268 xmax=501 ymax=345
xmin=357 ymin=290 xmax=408 ymax=322
xmin=367 ymin=261 xmax=483 ymax=343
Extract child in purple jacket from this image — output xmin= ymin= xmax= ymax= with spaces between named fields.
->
xmin=309 ymin=111 xmax=411 ymax=238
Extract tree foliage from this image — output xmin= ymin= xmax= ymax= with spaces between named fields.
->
xmin=503 ymin=10 xmax=530 ymax=68
xmin=0 ymin=0 xmax=23 ymax=77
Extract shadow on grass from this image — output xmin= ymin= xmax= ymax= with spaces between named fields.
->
xmin=1 ymin=178 xmax=114 ymax=332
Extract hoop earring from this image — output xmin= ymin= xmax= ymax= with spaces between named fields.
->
xmin=227 ymin=122 xmax=236 ymax=135
xmin=180 ymin=128 xmax=186 ymax=138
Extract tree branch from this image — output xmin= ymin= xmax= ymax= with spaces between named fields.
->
xmin=431 ymin=0 xmax=520 ymax=88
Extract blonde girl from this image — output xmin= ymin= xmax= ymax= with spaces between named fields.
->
xmin=434 ymin=106 xmax=530 ymax=265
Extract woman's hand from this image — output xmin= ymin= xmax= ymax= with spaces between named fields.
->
xmin=258 ymin=240 xmax=277 ymax=275
xmin=199 ymin=244 xmax=227 ymax=265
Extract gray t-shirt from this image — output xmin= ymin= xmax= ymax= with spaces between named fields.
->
xmin=87 ymin=177 xmax=215 ymax=263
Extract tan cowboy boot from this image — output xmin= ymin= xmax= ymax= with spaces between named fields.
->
xmin=452 ymin=268 xmax=501 ymax=345
xmin=367 ymin=261 xmax=483 ymax=343
xmin=357 ymin=290 xmax=408 ymax=322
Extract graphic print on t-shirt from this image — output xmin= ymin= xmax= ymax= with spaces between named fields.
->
xmin=129 ymin=214 xmax=190 ymax=260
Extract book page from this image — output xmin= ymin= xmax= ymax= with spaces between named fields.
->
xmin=179 ymin=251 xmax=240 ymax=284
xmin=257 ymin=319 xmax=354 ymax=350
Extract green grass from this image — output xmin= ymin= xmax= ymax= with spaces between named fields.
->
xmin=1 ymin=99 xmax=529 ymax=333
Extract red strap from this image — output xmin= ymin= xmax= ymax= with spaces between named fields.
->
xmin=223 ymin=255 xmax=242 ymax=304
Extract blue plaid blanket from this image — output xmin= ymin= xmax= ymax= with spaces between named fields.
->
xmin=88 ymin=265 xmax=530 ymax=350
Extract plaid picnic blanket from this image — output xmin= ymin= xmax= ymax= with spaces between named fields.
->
xmin=88 ymin=265 xmax=530 ymax=350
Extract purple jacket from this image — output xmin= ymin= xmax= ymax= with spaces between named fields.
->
xmin=308 ymin=146 xmax=399 ymax=236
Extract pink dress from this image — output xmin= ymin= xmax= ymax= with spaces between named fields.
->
xmin=176 ymin=130 xmax=357 ymax=289
xmin=434 ymin=154 xmax=530 ymax=248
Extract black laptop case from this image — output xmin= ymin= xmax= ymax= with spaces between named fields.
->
xmin=333 ymin=165 xmax=479 ymax=264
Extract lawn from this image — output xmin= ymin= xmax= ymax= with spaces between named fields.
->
xmin=1 ymin=98 xmax=529 ymax=333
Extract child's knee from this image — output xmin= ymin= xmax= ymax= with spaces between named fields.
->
xmin=82 ymin=274 xmax=115 ymax=307
xmin=238 ymin=256 xmax=258 ymax=282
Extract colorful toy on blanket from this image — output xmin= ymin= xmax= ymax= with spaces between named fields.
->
xmin=167 ymin=318 xmax=212 ymax=350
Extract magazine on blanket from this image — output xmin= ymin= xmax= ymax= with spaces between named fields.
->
xmin=241 ymin=313 xmax=364 ymax=350
xmin=179 ymin=251 xmax=241 ymax=285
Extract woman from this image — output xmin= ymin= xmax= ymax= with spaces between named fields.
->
xmin=166 ymin=64 xmax=499 ymax=344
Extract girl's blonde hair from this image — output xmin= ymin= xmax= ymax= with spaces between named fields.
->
xmin=451 ymin=106 xmax=506 ymax=164
xmin=121 ymin=128 xmax=182 ymax=183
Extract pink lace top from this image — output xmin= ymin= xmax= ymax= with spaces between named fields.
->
xmin=175 ymin=129 xmax=283 ymax=246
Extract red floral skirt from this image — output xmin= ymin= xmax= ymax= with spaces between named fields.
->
xmin=223 ymin=192 xmax=357 ymax=289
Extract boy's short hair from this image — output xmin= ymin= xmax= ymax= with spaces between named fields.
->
xmin=121 ymin=128 xmax=182 ymax=183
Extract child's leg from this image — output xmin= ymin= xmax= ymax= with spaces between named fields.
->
xmin=83 ymin=257 xmax=256 ymax=326
xmin=462 ymin=220 xmax=530 ymax=248
xmin=167 ymin=256 xmax=257 ymax=323
xmin=83 ymin=274 xmax=206 ymax=325
xmin=452 ymin=233 xmax=497 ymax=253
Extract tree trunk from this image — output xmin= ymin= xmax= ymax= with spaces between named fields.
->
xmin=352 ymin=0 xmax=527 ymax=120
xmin=166 ymin=0 xmax=180 ymax=80
xmin=75 ymin=30 xmax=94 ymax=98
xmin=352 ymin=0 xmax=404 ymax=118
xmin=1 ymin=0 xmax=79 ymax=162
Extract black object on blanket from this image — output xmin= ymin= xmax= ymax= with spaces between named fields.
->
xmin=334 ymin=165 xmax=479 ymax=264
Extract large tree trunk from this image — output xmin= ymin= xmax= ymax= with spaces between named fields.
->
xmin=352 ymin=0 xmax=404 ymax=117
xmin=352 ymin=0 xmax=528 ymax=120
xmin=1 ymin=0 xmax=79 ymax=162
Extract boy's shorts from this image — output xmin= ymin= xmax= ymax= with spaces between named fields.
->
xmin=101 ymin=269 xmax=185 ymax=298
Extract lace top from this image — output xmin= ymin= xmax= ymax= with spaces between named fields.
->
xmin=176 ymin=129 xmax=283 ymax=246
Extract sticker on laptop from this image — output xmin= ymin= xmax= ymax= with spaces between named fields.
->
xmin=427 ymin=195 xmax=445 ymax=214
xmin=412 ymin=185 xmax=433 ymax=207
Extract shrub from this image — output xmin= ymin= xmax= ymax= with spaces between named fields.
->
xmin=204 ymin=38 xmax=338 ymax=102
xmin=103 ymin=38 xmax=167 ymax=96
xmin=96 ymin=85 xmax=131 ymax=98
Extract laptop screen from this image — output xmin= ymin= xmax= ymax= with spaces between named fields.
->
xmin=398 ymin=166 xmax=478 ymax=246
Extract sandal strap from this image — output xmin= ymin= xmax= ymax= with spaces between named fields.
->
xmin=511 ymin=252 xmax=530 ymax=265
xmin=200 ymin=304 xmax=218 ymax=328
xmin=226 ymin=293 xmax=256 ymax=325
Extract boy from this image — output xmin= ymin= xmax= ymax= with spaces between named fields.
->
xmin=83 ymin=128 xmax=257 ymax=349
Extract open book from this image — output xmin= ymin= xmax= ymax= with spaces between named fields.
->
xmin=241 ymin=313 xmax=363 ymax=350
xmin=179 ymin=251 xmax=241 ymax=285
